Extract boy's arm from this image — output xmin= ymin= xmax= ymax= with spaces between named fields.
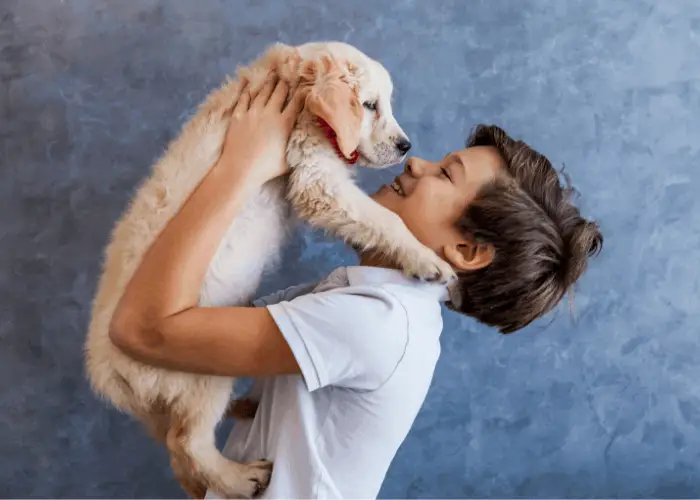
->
xmin=112 ymin=285 xmax=408 ymax=387
xmin=110 ymin=77 xmax=305 ymax=377
xmin=111 ymin=305 xmax=301 ymax=377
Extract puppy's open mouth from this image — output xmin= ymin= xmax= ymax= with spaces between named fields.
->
xmin=390 ymin=179 xmax=405 ymax=196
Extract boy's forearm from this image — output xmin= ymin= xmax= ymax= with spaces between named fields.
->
xmin=111 ymin=154 xmax=261 ymax=334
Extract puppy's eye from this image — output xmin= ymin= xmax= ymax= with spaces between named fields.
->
xmin=363 ymin=101 xmax=378 ymax=111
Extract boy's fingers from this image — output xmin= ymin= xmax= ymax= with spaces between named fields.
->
xmin=253 ymin=74 xmax=278 ymax=109
xmin=283 ymin=86 xmax=306 ymax=127
xmin=268 ymin=78 xmax=290 ymax=111
xmin=232 ymin=81 xmax=251 ymax=115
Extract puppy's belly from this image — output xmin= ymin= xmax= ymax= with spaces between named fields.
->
xmin=200 ymin=181 xmax=288 ymax=308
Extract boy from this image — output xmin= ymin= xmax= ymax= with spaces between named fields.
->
xmin=110 ymin=77 xmax=602 ymax=498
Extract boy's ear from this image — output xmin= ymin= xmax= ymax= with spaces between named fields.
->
xmin=443 ymin=241 xmax=494 ymax=272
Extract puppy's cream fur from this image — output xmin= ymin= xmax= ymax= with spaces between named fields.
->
xmin=85 ymin=41 xmax=453 ymax=498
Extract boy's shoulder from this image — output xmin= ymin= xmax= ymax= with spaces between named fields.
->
xmin=255 ymin=266 xmax=446 ymax=335
xmin=318 ymin=266 xmax=446 ymax=334
xmin=312 ymin=266 xmax=446 ymax=300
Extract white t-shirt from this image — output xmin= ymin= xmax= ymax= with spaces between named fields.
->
xmin=205 ymin=266 xmax=446 ymax=499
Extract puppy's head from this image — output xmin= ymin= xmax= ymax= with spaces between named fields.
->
xmin=298 ymin=42 xmax=410 ymax=168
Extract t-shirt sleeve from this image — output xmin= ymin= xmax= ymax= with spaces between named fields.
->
xmin=266 ymin=287 xmax=409 ymax=391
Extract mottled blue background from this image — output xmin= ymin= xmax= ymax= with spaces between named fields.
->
xmin=2 ymin=0 xmax=699 ymax=497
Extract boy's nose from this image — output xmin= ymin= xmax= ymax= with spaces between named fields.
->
xmin=405 ymin=157 xmax=426 ymax=176
xmin=404 ymin=158 xmax=414 ymax=175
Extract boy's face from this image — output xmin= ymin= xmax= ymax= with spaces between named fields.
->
xmin=372 ymin=146 xmax=506 ymax=270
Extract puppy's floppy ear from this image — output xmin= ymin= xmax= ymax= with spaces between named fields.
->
xmin=302 ymin=56 xmax=363 ymax=159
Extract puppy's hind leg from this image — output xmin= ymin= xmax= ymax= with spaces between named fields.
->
xmin=225 ymin=399 xmax=259 ymax=420
xmin=167 ymin=403 xmax=272 ymax=498
xmin=135 ymin=398 xmax=172 ymax=443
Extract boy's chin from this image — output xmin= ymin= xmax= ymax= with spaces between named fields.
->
xmin=372 ymin=187 xmax=406 ymax=219
xmin=370 ymin=186 xmax=393 ymax=209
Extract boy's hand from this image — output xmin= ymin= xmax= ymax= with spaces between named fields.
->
xmin=220 ymin=74 xmax=305 ymax=186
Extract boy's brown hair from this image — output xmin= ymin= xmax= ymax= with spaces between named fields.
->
xmin=449 ymin=125 xmax=603 ymax=333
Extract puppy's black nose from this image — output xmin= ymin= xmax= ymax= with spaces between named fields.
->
xmin=395 ymin=137 xmax=412 ymax=154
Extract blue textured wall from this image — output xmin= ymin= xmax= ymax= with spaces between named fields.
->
xmin=2 ymin=0 xmax=699 ymax=497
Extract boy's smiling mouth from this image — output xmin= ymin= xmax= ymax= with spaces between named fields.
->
xmin=390 ymin=178 xmax=405 ymax=196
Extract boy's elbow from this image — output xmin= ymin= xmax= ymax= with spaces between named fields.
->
xmin=108 ymin=308 xmax=158 ymax=357
xmin=108 ymin=312 xmax=136 ymax=353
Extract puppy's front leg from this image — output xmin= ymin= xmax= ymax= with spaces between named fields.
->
xmin=293 ymin=181 xmax=456 ymax=283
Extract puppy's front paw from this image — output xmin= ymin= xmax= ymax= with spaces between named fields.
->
xmin=398 ymin=248 xmax=456 ymax=284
